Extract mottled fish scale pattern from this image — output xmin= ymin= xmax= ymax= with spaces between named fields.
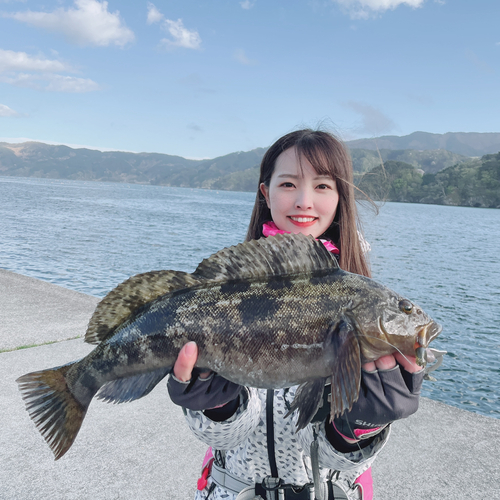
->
xmin=153 ymin=275 xmax=349 ymax=387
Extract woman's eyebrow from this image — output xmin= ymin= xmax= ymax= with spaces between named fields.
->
xmin=276 ymin=173 xmax=333 ymax=180
xmin=276 ymin=173 xmax=300 ymax=179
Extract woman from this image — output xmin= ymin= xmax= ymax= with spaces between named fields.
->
xmin=168 ymin=129 xmax=424 ymax=500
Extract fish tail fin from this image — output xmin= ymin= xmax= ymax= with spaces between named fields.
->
xmin=16 ymin=362 xmax=88 ymax=460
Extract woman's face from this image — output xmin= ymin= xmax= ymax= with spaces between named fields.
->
xmin=260 ymin=147 xmax=339 ymax=239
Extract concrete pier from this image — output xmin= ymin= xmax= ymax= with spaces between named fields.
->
xmin=1 ymin=269 xmax=498 ymax=499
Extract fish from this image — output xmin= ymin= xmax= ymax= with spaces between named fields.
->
xmin=17 ymin=233 xmax=442 ymax=460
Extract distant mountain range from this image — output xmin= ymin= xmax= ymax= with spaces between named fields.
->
xmin=346 ymin=131 xmax=500 ymax=157
xmin=0 ymin=141 xmax=266 ymax=191
xmin=1 ymin=132 xmax=499 ymax=198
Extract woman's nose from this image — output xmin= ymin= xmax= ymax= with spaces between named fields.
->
xmin=295 ymin=189 xmax=313 ymax=209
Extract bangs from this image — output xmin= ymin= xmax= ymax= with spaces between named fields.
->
xmin=294 ymin=133 xmax=348 ymax=181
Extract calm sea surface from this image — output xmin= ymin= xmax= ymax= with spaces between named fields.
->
xmin=0 ymin=176 xmax=498 ymax=418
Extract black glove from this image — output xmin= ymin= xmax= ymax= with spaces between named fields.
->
xmin=168 ymin=368 xmax=243 ymax=412
xmin=320 ymin=364 xmax=424 ymax=452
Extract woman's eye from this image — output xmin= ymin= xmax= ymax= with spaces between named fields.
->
xmin=316 ymin=184 xmax=330 ymax=190
xmin=280 ymin=182 xmax=295 ymax=188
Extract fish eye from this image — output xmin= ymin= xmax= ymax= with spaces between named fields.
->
xmin=399 ymin=300 xmax=413 ymax=314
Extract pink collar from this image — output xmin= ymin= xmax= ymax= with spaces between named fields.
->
xmin=262 ymin=221 xmax=339 ymax=254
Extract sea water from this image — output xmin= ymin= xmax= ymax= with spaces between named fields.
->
xmin=0 ymin=176 xmax=498 ymax=418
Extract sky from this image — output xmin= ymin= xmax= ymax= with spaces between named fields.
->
xmin=0 ymin=0 xmax=498 ymax=159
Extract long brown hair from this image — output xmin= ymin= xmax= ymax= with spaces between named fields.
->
xmin=246 ymin=129 xmax=371 ymax=277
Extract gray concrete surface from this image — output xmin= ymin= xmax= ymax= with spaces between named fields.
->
xmin=1 ymin=270 xmax=499 ymax=499
xmin=0 ymin=269 xmax=98 ymax=351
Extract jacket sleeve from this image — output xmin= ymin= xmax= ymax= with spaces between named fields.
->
xmin=182 ymin=387 xmax=262 ymax=450
xmin=297 ymin=420 xmax=391 ymax=480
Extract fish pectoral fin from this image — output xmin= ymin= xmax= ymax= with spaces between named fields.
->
xmin=327 ymin=318 xmax=361 ymax=420
xmin=285 ymin=377 xmax=328 ymax=431
xmin=96 ymin=367 xmax=171 ymax=404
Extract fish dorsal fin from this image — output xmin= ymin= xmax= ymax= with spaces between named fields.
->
xmin=194 ymin=233 xmax=339 ymax=282
xmin=86 ymin=234 xmax=338 ymax=345
xmin=85 ymin=270 xmax=201 ymax=344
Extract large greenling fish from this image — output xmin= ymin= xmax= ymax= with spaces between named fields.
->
xmin=17 ymin=234 xmax=442 ymax=460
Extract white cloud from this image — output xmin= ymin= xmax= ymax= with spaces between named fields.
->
xmin=160 ymin=19 xmax=201 ymax=50
xmin=0 ymin=103 xmax=18 ymax=117
xmin=344 ymin=101 xmax=397 ymax=135
xmin=146 ymin=5 xmax=201 ymax=50
xmin=0 ymin=49 xmax=99 ymax=92
xmin=233 ymin=49 xmax=257 ymax=65
xmin=0 ymin=48 xmax=71 ymax=73
xmin=0 ymin=72 xmax=100 ymax=92
xmin=333 ymin=0 xmax=425 ymax=18
xmin=147 ymin=2 xmax=163 ymax=24
xmin=45 ymin=74 xmax=101 ymax=92
xmin=5 ymin=0 xmax=135 ymax=47
xmin=240 ymin=0 xmax=255 ymax=9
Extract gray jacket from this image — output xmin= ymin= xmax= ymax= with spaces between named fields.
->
xmin=184 ymin=385 xmax=390 ymax=500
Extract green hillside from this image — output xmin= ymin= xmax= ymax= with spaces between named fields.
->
xmin=356 ymin=153 xmax=500 ymax=208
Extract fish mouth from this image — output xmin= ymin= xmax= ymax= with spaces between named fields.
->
xmin=377 ymin=317 xmax=443 ymax=367
xmin=417 ymin=321 xmax=443 ymax=347
xmin=415 ymin=321 xmax=443 ymax=366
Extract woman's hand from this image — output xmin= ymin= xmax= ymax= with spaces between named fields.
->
xmin=326 ymin=352 xmax=425 ymax=452
xmin=168 ymin=342 xmax=243 ymax=412
xmin=362 ymin=352 xmax=422 ymax=374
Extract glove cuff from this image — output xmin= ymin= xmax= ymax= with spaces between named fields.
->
xmin=332 ymin=420 xmax=386 ymax=443
xmin=170 ymin=372 xmax=214 ymax=385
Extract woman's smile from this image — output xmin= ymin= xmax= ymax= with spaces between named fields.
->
xmin=288 ymin=216 xmax=318 ymax=227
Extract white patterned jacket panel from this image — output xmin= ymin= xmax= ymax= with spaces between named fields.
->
xmin=184 ymin=386 xmax=390 ymax=500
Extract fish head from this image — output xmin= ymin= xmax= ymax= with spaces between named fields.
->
xmin=353 ymin=286 xmax=442 ymax=367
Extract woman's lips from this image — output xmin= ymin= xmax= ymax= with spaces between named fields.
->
xmin=288 ymin=216 xmax=318 ymax=227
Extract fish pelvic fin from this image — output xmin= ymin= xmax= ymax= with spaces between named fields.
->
xmin=285 ymin=377 xmax=328 ymax=431
xmin=85 ymin=270 xmax=201 ymax=344
xmin=194 ymin=233 xmax=339 ymax=282
xmin=16 ymin=362 xmax=88 ymax=460
xmin=96 ymin=367 xmax=171 ymax=404
xmin=328 ymin=318 xmax=362 ymax=420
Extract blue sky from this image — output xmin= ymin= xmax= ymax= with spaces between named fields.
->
xmin=0 ymin=0 xmax=498 ymax=159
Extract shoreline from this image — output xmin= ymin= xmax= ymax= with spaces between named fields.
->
xmin=1 ymin=174 xmax=499 ymax=210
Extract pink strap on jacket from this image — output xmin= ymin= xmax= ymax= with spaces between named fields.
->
xmin=355 ymin=467 xmax=373 ymax=500
xmin=197 ymin=447 xmax=214 ymax=491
